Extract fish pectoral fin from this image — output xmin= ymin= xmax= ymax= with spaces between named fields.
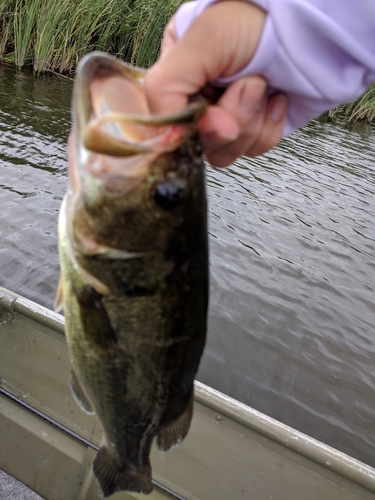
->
xmin=73 ymin=285 xmax=118 ymax=350
xmin=54 ymin=276 xmax=65 ymax=313
xmin=157 ymin=391 xmax=194 ymax=452
xmin=93 ymin=446 xmax=153 ymax=497
xmin=74 ymin=226 xmax=142 ymax=261
xmin=70 ymin=370 xmax=95 ymax=415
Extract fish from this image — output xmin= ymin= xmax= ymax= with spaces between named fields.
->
xmin=55 ymin=52 xmax=209 ymax=497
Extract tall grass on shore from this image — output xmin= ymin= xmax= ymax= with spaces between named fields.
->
xmin=328 ymin=83 xmax=375 ymax=126
xmin=1 ymin=0 xmax=374 ymax=125
xmin=0 ymin=0 xmax=184 ymax=73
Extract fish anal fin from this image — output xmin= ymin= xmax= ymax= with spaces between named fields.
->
xmin=93 ymin=446 xmax=153 ymax=497
xmin=54 ymin=276 xmax=65 ymax=313
xmin=157 ymin=392 xmax=194 ymax=452
xmin=70 ymin=370 xmax=95 ymax=415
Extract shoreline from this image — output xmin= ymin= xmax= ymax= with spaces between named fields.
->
xmin=0 ymin=0 xmax=183 ymax=72
xmin=1 ymin=0 xmax=374 ymax=126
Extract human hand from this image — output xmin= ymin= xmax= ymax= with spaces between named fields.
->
xmin=145 ymin=0 xmax=288 ymax=167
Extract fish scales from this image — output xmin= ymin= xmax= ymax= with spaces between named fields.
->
xmin=56 ymin=52 xmax=208 ymax=497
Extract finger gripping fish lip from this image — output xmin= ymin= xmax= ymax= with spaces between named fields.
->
xmin=75 ymin=51 xmax=206 ymax=159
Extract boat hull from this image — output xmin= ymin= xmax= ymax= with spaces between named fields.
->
xmin=1 ymin=286 xmax=375 ymax=500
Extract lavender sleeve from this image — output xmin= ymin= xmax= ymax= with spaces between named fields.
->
xmin=175 ymin=0 xmax=375 ymax=136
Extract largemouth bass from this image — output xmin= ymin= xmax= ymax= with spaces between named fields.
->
xmin=55 ymin=52 xmax=208 ymax=497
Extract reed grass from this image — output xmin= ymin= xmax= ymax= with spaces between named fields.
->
xmin=0 ymin=0 xmax=13 ymax=59
xmin=0 ymin=0 xmax=184 ymax=72
xmin=328 ymin=83 xmax=375 ymax=126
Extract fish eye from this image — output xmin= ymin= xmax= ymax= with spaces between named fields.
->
xmin=153 ymin=180 xmax=185 ymax=210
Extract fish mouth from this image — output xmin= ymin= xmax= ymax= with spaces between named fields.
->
xmin=65 ymin=52 xmax=207 ymax=261
xmin=74 ymin=51 xmax=207 ymax=158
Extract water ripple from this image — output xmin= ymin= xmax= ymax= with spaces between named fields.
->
xmin=201 ymin=118 xmax=375 ymax=466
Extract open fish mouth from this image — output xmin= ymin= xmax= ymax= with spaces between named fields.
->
xmin=74 ymin=51 xmax=206 ymax=158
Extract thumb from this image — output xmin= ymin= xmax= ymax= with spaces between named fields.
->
xmin=144 ymin=1 xmax=266 ymax=115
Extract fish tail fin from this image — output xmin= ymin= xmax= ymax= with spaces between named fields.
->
xmin=93 ymin=446 xmax=153 ymax=497
xmin=157 ymin=392 xmax=194 ymax=452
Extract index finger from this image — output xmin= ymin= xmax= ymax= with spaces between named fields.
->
xmin=144 ymin=1 xmax=266 ymax=116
